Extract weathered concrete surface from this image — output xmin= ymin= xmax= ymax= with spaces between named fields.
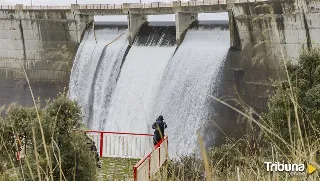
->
xmin=75 ymin=3 xmax=228 ymax=16
xmin=175 ymin=12 xmax=198 ymax=45
xmin=228 ymin=10 xmax=241 ymax=49
xmin=210 ymin=0 xmax=320 ymax=145
xmin=128 ymin=14 xmax=147 ymax=46
xmin=228 ymin=0 xmax=320 ymax=111
xmin=0 ymin=9 xmax=93 ymax=107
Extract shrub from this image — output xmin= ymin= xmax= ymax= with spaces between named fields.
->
xmin=0 ymin=92 xmax=98 ymax=181
xmin=264 ymin=47 xmax=320 ymax=152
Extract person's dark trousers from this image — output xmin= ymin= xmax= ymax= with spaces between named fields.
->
xmin=153 ymin=137 xmax=163 ymax=146
xmin=153 ymin=138 xmax=161 ymax=146
xmin=153 ymin=134 xmax=159 ymax=146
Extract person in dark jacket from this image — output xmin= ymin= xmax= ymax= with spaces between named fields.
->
xmin=152 ymin=115 xmax=167 ymax=146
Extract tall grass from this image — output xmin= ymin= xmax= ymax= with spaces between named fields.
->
xmin=0 ymin=66 xmax=97 ymax=180
xmin=0 ymin=67 xmax=55 ymax=180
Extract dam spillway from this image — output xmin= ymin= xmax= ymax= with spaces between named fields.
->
xmin=105 ymin=22 xmax=176 ymax=134
xmin=68 ymin=23 xmax=129 ymax=130
xmin=69 ymin=20 xmax=230 ymax=156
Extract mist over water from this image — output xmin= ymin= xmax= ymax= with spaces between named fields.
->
xmin=151 ymin=21 xmax=230 ymax=156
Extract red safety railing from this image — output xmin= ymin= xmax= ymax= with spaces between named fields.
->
xmin=133 ymin=136 xmax=169 ymax=181
xmin=85 ymin=130 xmax=154 ymax=158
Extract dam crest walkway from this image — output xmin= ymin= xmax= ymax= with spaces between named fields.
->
xmin=1 ymin=0 xmax=268 ymax=15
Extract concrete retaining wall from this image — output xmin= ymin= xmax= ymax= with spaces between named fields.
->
xmin=211 ymin=0 xmax=320 ymax=145
xmin=0 ymin=9 xmax=92 ymax=106
xmin=229 ymin=0 xmax=320 ymax=109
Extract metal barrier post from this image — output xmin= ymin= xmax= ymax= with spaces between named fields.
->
xmin=158 ymin=146 xmax=161 ymax=167
xmin=167 ymin=138 xmax=169 ymax=159
xmin=148 ymin=156 xmax=151 ymax=179
xmin=133 ymin=167 xmax=137 ymax=181
xmin=99 ymin=132 xmax=104 ymax=157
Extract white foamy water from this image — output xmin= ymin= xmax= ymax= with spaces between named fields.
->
xmin=150 ymin=27 xmax=230 ymax=157
xmin=105 ymin=45 xmax=176 ymax=133
xmin=69 ymin=25 xmax=128 ymax=129
xmin=69 ymin=23 xmax=230 ymax=157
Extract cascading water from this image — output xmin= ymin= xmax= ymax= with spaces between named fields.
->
xmin=105 ymin=22 xmax=176 ymax=134
xmin=69 ymin=20 xmax=230 ymax=157
xmin=150 ymin=21 xmax=230 ymax=157
xmin=68 ymin=22 xmax=129 ymax=130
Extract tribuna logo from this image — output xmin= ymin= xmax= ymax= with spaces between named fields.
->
xmin=264 ymin=162 xmax=305 ymax=172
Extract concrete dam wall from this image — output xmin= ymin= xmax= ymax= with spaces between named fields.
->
xmin=0 ymin=9 xmax=92 ymax=106
xmin=210 ymin=0 xmax=320 ymax=146
xmin=1 ymin=0 xmax=320 ymax=148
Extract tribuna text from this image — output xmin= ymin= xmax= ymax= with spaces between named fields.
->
xmin=264 ymin=162 xmax=305 ymax=172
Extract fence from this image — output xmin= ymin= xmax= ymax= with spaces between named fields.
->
xmin=133 ymin=136 xmax=169 ymax=181
xmin=79 ymin=4 xmax=123 ymax=10
xmin=0 ymin=0 xmax=241 ymax=10
xmin=0 ymin=5 xmax=15 ymax=9
xmin=85 ymin=130 xmax=154 ymax=159
xmin=180 ymin=0 xmax=227 ymax=6
xmin=24 ymin=5 xmax=71 ymax=9
xmin=129 ymin=2 xmax=173 ymax=9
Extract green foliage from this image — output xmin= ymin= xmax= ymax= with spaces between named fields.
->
xmin=0 ymin=92 xmax=98 ymax=181
xmin=265 ymin=47 xmax=320 ymax=149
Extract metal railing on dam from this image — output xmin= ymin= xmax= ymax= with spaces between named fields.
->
xmin=0 ymin=0 xmax=268 ymax=11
